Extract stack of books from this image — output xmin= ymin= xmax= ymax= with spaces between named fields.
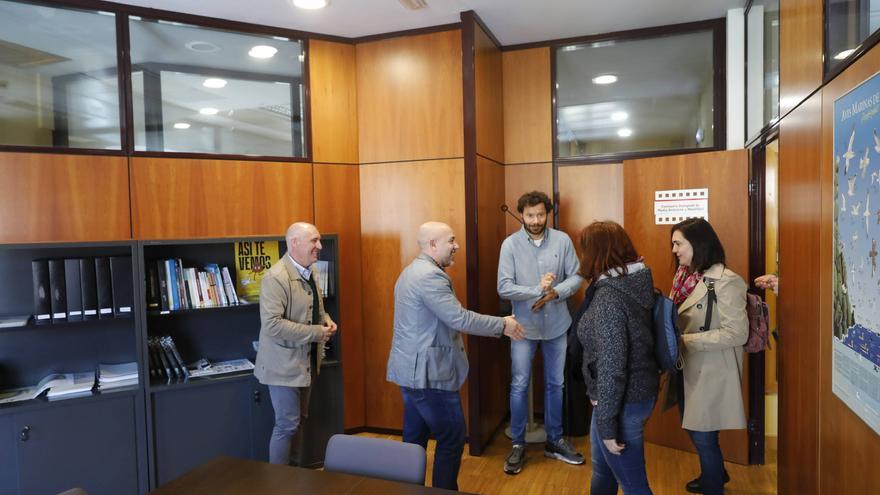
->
xmin=147 ymin=260 xmax=240 ymax=311
xmin=97 ymin=362 xmax=139 ymax=391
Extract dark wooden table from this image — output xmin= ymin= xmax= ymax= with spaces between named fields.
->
xmin=149 ymin=456 xmax=465 ymax=494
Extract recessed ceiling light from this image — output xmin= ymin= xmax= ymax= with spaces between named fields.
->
xmin=173 ymin=122 xmax=191 ymax=129
xmin=186 ymin=41 xmax=220 ymax=53
xmin=199 ymin=107 xmax=219 ymax=115
xmin=592 ymin=74 xmax=618 ymax=85
xmin=293 ymin=0 xmax=329 ymax=9
xmin=834 ymin=48 xmax=856 ymax=60
xmin=249 ymin=45 xmax=278 ymax=59
xmin=203 ymin=78 xmax=227 ymax=89
xmin=611 ymin=111 xmax=628 ymax=122
xmin=617 ymin=128 xmax=633 ymax=138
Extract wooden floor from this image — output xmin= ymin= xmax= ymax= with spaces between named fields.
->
xmin=358 ymin=432 xmax=777 ymax=494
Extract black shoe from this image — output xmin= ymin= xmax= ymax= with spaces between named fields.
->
xmin=685 ymin=470 xmax=731 ymax=493
xmin=543 ymin=437 xmax=585 ymax=465
xmin=503 ymin=444 xmax=526 ymax=475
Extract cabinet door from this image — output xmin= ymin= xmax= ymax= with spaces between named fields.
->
xmin=299 ymin=365 xmax=344 ymax=468
xmin=15 ymin=397 xmax=139 ymax=495
xmin=0 ymin=414 xmax=17 ymax=494
xmin=152 ymin=380 xmax=250 ymax=485
xmin=249 ymin=380 xmax=275 ymax=462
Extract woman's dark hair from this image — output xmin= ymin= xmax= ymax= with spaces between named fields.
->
xmin=517 ymin=190 xmax=554 ymax=214
xmin=671 ymin=218 xmax=726 ymax=273
xmin=578 ymin=221 xmax=640 ymax=281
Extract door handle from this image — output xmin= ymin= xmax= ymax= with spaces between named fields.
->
xmin=20 ymin=425 xmax=30 ymax=442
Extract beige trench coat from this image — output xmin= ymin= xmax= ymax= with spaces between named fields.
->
xmin=254 ymin=255 xmax=327 ymax=388
xmin=677 ymin=263 xmax=748 ymax=432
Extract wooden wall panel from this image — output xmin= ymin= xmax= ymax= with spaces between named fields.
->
xmin=815 ymin=42 xmax=880 ymax=494
xmin=310 ymin=41 xmax=358 ymax=164
xmin=504 ymin=163 xmax=553 ymax=234
xmin=475 ymin=26 xmax=504 ymax=164
xmin=624 ymin=149 xmax=750 ymax=465
xmin=356 ymin=30 xmax=463 ymax=164
xmin=314 ymin=163 xmax=364 ymax=429
xmin=779 ymin=0 xmax=823 ymax=116
xmin=130 ymin=158 xmax=313 ymax=239
xmin=472 ymin=156 xmax=510 ymax=446
xmin=557 ymin=163 xmax=624 ymax=307
xmin=360 ymin=159 xmax=466 ymax=429
xmin=777 ymin=91 xmax=822 ymax=494
xmin=557 ymin=163 xmax=624 ymax=236
xmin=0 ymin=153 xmax=130 ymax=242
xmin=502 ymin=48 xmax=551 ymax=164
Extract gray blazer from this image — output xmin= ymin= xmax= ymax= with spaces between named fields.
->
xmin=386 ymin=254 xmax=505 ymax=391
xmin=255 ymin=255 xmax=327 ymax=388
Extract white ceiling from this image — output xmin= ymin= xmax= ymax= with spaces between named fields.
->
xmin=109 ymin=0 xmax=743 ymax=45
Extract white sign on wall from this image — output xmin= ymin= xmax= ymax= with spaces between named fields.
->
xmin=654 ymin=188 xmax=709 ymax=225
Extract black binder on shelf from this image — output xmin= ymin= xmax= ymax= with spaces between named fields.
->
xmin=48 ymin=259 xmax=67 ymax=323
xmin=31 ymin=259 xmax=51 ymax=325
xmin=64 ymin=259 xmax=83 ymax=322
xmin=110 ymin=256 xmax=133 ymax=318
xmin=157 ymin=260 xmax=170 ymax=312
xmin=95 ymin=257 xmax=114 ymax=319
xmin=79 ymin=257 xmax=98 ymax=320
xmin=147 ymin=263 xmax=160 ymax=310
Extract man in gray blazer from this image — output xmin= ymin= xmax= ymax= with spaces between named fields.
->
xmin=255 ymin=222 xmax=337 ymax=465
xmin=387 ymin=221 xmax=525 ymax=491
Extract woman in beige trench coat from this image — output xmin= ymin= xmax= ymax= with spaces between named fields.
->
xmin=669 ymin=218 xmax=748 ymax=495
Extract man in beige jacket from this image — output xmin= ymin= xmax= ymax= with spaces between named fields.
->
xmin=255 ymin=222 xmax=337 ymax=465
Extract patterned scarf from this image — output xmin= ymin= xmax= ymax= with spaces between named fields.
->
xmin=670 ymin=265 xmax=703 ymax=306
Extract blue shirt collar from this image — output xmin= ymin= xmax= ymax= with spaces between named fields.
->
xmin=520 ymin=225 xmax=551 ymax=246
xmin=287 ymin=253 xmax=311 ymax=280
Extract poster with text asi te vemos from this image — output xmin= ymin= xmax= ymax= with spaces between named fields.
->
xmin=833 ymin=69 xmax=880 ymax=436
xmin=234 ymin=241 xmax=279 ymax=303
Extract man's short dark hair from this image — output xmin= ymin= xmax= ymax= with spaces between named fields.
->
xmin=517 ymin=191 xmax=554 ymax=214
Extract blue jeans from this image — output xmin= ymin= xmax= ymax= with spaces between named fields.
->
xmin=268 ymin=385 xmax=302 ymax=465
xmin=400 ymin=387 xmax=465 ymax=490
xmin=509 ymin=333 xmax=566 ymax=445
xmin=686 ymin=429 xmax=724 ymax=495
xmin=590 ymin=399 xmax=655 ymax=495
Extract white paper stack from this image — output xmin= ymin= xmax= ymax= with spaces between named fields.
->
xmin=46 ymin=372 xmax=96 ymax=398
xmin=97 ymin=362 xmax=139 ymax=390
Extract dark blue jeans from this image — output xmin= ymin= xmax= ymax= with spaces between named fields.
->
xmin=590 ymin=399 xmax=655 ymax=495
xmin=686 ymin=429 xmax=725 ymax=495
xmin=400 ymin=387 xmax=465 ymax=491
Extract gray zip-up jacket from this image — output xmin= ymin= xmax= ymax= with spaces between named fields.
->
xmin=497 ymin=227 xmax=583 ymax=340
xmin=387 ymin=254 xmax=505 ymax=391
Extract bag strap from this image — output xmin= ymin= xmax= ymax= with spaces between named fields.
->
xmin=702 ymin=279 xmax=716 ymax=332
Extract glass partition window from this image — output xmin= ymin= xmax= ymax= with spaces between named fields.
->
xmin=746 ymin=0 xmax=780 ymax=139
xmin=827 ymin=0 xmax=880 ymax=73
xmin=0 ymin=0 xmax=121 ymax=149
xmin=129 ymin=18 xmax=306 ymax=157
xmin=555 ymin=29 xmax=716 ymax=158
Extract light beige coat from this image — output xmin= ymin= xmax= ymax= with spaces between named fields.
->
xmin=677 ymin=263 xmax=748 ymax=431
xmin=254 ymin=255 xmax=327 ymax=388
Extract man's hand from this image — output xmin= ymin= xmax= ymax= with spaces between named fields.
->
xmin=503 ymin=316 xmax=525 ymax=340
xmin=603 ymin=438 xmax=625 ymax=455
xmin=320 ymin=317 xmax=338 ymax=343
xmin=531 ymin=288 xmax=558 ymax=312
xmin=540 ymin=272 xmax=557 ymax=291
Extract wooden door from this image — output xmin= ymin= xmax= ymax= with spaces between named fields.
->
xmin=623 ymin=149 xmax=750 ymax=464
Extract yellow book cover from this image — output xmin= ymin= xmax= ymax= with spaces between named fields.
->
xmin=234 ymin=240 xmax=279 ymax=303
